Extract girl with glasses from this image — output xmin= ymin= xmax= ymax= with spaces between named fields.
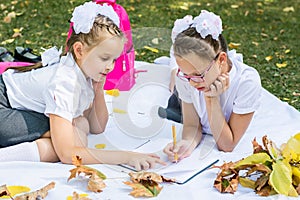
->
xmin=163 ymin=10 xmax=262 ymax=161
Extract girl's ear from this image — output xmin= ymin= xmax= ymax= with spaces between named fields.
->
xmin=73 ymin=41 xmax=84 ymax=60
xmin=218 ymin=51 xmax=227 ymax=64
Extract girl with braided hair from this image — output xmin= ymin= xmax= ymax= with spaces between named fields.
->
xmin=0 ymin=2 xmax=165 ymax=171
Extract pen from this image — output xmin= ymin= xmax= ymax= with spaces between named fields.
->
xmin=172 ymin=124 xmax=178 ymax=163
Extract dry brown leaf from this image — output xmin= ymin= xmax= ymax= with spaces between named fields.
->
xmin=124 ymin=171 xmax=174 ymax=197
xmin=68 ymin=155 xmax=106 ymax=182
xmin=0 ymin=185 xmax=12 ymax=198
xmin=68 ymin=155 xmax=106 ymax=193
xmin=124 ymin=181 xmax=162 ymax=197
xmin=12 ymin=32 xmax=22 ymax=38
xmin=14 ymin=182 xmax=55 ymax=200
xmin=87 ymin=173 xmax=106 ymax=193
xmin=252 ymin=137 xmax=264 ymax=153
xmin=3 ymin=12 xmax=16 ymax=23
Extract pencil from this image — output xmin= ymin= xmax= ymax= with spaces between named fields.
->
xmin=172 ymin=124 xmax=178 ymax=163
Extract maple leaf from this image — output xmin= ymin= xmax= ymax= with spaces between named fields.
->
xmin=13 ymin=182 xmax=55 ymax=200
xmin=87 ymin=173 xmax=106 ymax=193
xmin=124 ymin=181 xmax=162 ymax=197
xmin=68 ymin=155 xmax=106 ymax=193
xmin=124 ymin=171 xmax=174 ymax=197
xmin=68 ymin=155 xmax=106 ymax=181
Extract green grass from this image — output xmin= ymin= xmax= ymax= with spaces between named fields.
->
xmin=0 ymin=0 xmax=299 ymax=110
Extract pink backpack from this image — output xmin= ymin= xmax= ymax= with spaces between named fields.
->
xmin=67 ymin=0 xmax=136 ymax=91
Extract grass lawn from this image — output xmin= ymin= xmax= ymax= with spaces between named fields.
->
xmin=0 ymin=0 xmax=299 ymax=110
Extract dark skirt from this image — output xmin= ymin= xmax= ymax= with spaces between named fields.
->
xmin=0 ymin=75 xmax=50 ymax=147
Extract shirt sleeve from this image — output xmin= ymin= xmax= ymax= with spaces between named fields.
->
xmin=233 ymin=69 xmax=262 ymax=114
xmin=43 ymin=68 xmax=80 ymax=122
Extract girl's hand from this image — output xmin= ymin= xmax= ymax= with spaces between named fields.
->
xmin=163 ymin=139 xmax=195 ymax=162
xmin=127 ymin=152 xmax=166 ymax=171
xmin=204 ymin=73 xmax=229 ymax=97
xmin=92 ymin=79 xmax=105 ymax=93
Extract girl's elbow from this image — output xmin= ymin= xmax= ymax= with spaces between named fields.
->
xmin=56 ymin=150 xmax=74 ymax=164
xmin=217 ymin=144 xmax=235 ymax=152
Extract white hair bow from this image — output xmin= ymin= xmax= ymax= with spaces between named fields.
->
xmin=70 ymin=1 xmax=120 ymax=34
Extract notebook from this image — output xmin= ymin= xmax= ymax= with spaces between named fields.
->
xmin=118 ymin=138 xmax=219 ymax=184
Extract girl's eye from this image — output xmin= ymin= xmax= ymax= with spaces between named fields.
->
xmin=100 ymin=57 xmax=110 ymax=61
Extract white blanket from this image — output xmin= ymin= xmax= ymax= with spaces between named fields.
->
xmin=0 ymin=62 xmax=299 ymax=200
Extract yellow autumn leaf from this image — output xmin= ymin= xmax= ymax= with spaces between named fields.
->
xmin=276 ymin=62 xmax=287 ymax=68
xmin=235 ymin=152 xmax=272 ymax=167
xmin=228 ymin=42 xmax=241 ymax=49
xmin=283 ymin=7 xmax=294 ymax=12
xmin=94 ymin=144 xmax=106 ymax=149
xmin=1 ymin=39 xmax=14 ymax=45
xmin=113 ymin=108 xmax=127 ymax=114
xmin=13 ymin=28 xmax=23 ymax=33
xmin=231 ymin=5 xmax=239 ymax=8
xmin=265 ymin=56 xmax=273 ymax=61
xmin=285 ymin=49 xmax=291 ymax=54
xmin=0 ymin=186 xmax=31 ymax=199
xmin=143 ymin=46 xmax=159 ymax=53
xmin=105 ymin=89 xmax=120 ymax=97
xmin=270 ymin=160 xmax=298 ymax=196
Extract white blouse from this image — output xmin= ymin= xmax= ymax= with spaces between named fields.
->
xmin=175 ymin=50 xmax=262 ymax=134
xmin=3 ymin=53 xmax=94 ymax=122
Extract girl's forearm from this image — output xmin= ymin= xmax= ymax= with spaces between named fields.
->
xmin=60 ymin=146 xmax=130 ymax=165
xmin=88 ymin=90 xmax=109 ymax=133
xmin=181 ymin=125 xmax=202 ymax=150
xmin=205 ymin=96 xmax=234 ymax=151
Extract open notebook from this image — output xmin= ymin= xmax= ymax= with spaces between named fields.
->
xmin=118 ymin=138 xmax=219 ymax=184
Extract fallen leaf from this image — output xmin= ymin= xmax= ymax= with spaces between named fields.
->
xmin=283 ymin=7 xmax=294 ymax=12
xmin=1 ymin=38 xmax=15 ymax=45
xmin=285 ymin=49 xmax=291 ymax=54
xmin=14 ymin=182 xmax=55 ymax=200
xmin=124 ymin=181 xmax=160 ymax=197
xmin=3 ymin=12 xmax=16 ymax=23
xmin=68 ymin=155 xmax=106 ymax=181
xmin=0 ymin=185 xmax=12 ymax=199
xmin=228 ymin=42 xmax=241 ymax=49
xmin=265 ymin=56 xmax=273 ymax=61
xmin=12 ymin=32 xmax=22 ymax=38
xmin=87 ymin=173 xmax=106 ymax=193
xmin=124 ymin=171 xmax=175 ymax=197
xmin=105 ymin=89 xmax=120 ymax=97
xmin=231 ymin=5 xmax=239 ymax=8
xmin=252 ymin=41 xmax=259 ymax=46
xmin=276 ymin=62 xmax=287 ymax=68
xmin=293 ymin=92 xmax=300 ymax=97
xmin=143 ymin=46 xmax=159 ymax=53
xmin=66 ymin=192 xmax=90 ymax=200
xmin=113 ymin=108 xmax=127 ymax=114
xmin=151 ymin=38 xmax=159 ymax=45
xmin=3 ymin=186 xmax=30 ymax=198
xmin=94 ymin=143 xmax=106 ymax=149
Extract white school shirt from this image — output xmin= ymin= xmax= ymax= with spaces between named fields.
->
xmin=2 ymin=53 xmax=94 ymax=122
xmin=176 ymin=50 xmax=262 ymax=134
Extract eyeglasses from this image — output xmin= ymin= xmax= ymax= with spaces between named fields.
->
xmin=177 ymin=53 xmax=220 ymax=83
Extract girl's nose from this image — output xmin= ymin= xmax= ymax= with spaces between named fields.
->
xmin=105 ymin=62 xmax=115 ymax=73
